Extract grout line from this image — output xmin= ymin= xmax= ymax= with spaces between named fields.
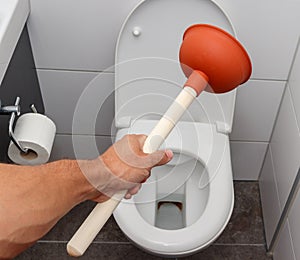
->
xmin=287 ymin=84 xmax=300 ymax=135
xmin=265 ymin=37 xmax=300 ymax=159
xmin=37 ymin=240 xmax=131 ymax=244
xmin=55 ymin=133 xmax=116 ymax=137
xmin=37 ymin=240 xmax=266 ymax=247
xmin=35 ymin=67 xmax=114 ymax=74
xmin=256 ymin=171 xmax=269 ymax=247
xmin=91 ymin=241 xmax=131 ymax=244
xmin=229 ymin=140 xmax=269 ymax=144
xmin=285 ymin=36 xmax=300 ymax=82
xmin=213 ymin=243 xmax=266 ymax=247
xmin=249 ymin=78 xmax=287 ymax=82
xmin=264 ymin=82 xmax=288 ymax=146
xmin=37 ymin=240 xmax=68 ymax=243
xmin=257 ymin=143 xmax=270 ymax=180
xmin=285 ymin=36 xmax=300 ymax=135
xmin=35 ymin=68 xmax=288 ymax=83
xmin=268 ymin=167 xmax=300 ymax=253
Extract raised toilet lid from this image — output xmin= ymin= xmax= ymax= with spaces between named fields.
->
xmin=115 ymin=0 xmax=237 ymax=134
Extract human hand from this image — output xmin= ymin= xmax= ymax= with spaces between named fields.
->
xmin=84 ymin=134 xmax=173 ymax=202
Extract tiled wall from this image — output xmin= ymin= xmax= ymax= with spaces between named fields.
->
xmin=230 ymin=80 xmax=284 ymax=180
xmin=259 ymin=39 xmax=300 ymax=260
xmin=0 ymin=26 xmax=44 ymax=162
xmin=26 ymin=0 xmax=300 ymax=180
xmin=27 ymin=0 xmax=142 ymax=160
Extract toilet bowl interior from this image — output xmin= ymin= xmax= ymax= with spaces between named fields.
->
xmin=133 ymin=152 xmax=210 ymax=230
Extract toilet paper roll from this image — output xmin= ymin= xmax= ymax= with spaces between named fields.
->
xmin=8 ymin=113 xmax=56 ymax=165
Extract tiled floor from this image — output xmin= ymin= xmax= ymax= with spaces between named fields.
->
xmin=16 ymin=182 xmax=272 ymax=260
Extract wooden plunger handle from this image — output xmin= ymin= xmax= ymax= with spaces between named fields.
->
xmin=67 ymin=71 xmax=207 ymax=256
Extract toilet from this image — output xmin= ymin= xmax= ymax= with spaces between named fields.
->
xmin=113 ymin=0 xmax=236 ymax=257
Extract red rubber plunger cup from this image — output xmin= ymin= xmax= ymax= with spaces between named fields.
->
xmin=180 ymin=24 xmax=252 ymax=94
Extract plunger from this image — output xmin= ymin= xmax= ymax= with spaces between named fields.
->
xmin=67 ymin=24 xmax=252 ymax=256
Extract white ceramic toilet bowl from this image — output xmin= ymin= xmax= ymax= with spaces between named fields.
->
xmin=113 ymin=120 xmax=234 ymax=257
xmin=113 ymin=1 xmax=237 ymax=256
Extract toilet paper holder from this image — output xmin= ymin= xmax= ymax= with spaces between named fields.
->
xmin=0 ymin=96 xmax=37 ymax=154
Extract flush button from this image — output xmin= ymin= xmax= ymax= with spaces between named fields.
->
xmin=132 ymin=27 xmax=141 ymax=37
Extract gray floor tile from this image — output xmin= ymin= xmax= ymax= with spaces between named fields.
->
xmin=216 ymin=181 xmax=265 ymax=244
xmin=181 ymin=245 xmax=271 ymax=260
xmin=15 ymin=243 xmax=271 ymax=260
xmin=15 ymin=242 xmax=174 ymax=260
xmin=43 ymin=181 xmax=265 ymax=245
xmin=16 ymin=182 xmax=270 ymax=259
xmin=42 ymin=201 xmax=128 ymax=242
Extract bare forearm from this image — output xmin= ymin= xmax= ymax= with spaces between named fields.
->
xmin=0 ymin=134 xmax=172 ymax=259
xmin=0 ymin=160 xmax=98 ymax=259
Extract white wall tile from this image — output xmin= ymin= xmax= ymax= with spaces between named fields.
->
xmin=0 ymin=63 xmax=8 ymax=86
xmin=271 ymin=87 xmax=300 ymax=210
xmin=27 ymin=0 xmax=300 ymax=79
xmin=230 ymin=141 xmax=268 ymax=180
xmin=230 ymin=80 xmax=285 ymax=142
xmin=37 ymin=69 xmax=116 ymax=135
xmin=259 ymin=40 xmax=300 ymax=258
xmin=273 ymin=221 xmax=297 ymax=260
xmin=259 ymin=147 xmax=281 ymax=246
xmin=26 ymin=0 xmax=294 ymax=145
xmin=50 ymin=134 xmax=113 ymax=161
xmin=273 ymin=221 xmax=296 ymax=260
xmin=27 ymin=0 xmax=142 ymax=71
xmin=214 ymin=0 xmax=300 ymax=80
xmin=288 ymin=181 xmax=300 ymax=260
xmin=288 ymin=40 xmax=300 ymax=129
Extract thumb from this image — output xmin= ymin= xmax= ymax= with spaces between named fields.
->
xmin=147 ymin=149 xmax=173 ymax=168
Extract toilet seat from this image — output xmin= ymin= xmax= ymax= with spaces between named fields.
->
xmin=114 ymin=120 xmax=234 ymax=256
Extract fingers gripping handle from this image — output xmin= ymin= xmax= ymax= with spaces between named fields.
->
xmin=67 ymin=86 xmax=201 ymax=257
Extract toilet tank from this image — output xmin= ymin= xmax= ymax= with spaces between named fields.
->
xmin=115 ymin=0 xmax=237 ymax=134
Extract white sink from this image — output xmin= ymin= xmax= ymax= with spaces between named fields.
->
xmin=0 ymin=0 xmax=30 ymax=85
